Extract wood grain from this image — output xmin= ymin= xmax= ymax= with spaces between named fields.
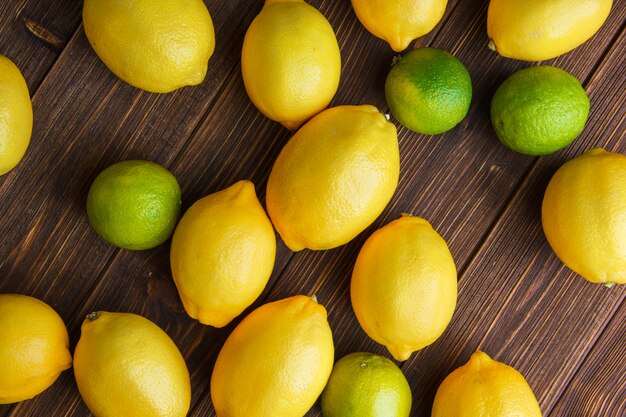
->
xmin=0 ymin=0 xmax=624 ymax=416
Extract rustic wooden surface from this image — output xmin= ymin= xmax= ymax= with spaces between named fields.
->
xmin=1 ymin=0 xmax=624 ymax=416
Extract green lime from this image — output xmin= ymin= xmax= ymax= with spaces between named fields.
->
xmin=491 ymin=65 xmax=590 ymax=156
xmin=321 ymin=352 xmax=412 ymax=417
xmin=385 ymin=48 xmax=472 ymax=135
xmin=87 ymin=160 xmax=181 ymax=250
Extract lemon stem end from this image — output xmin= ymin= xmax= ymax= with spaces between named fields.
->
xmin=86 ymin=312 xmax=100 ymax=321
xmin=488 ymin=39 xmax=497 ymax=53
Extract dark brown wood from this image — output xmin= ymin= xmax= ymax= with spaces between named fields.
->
xmin=0 ymin=0 xmax=624 ymax=416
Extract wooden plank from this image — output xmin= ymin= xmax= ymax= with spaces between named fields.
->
xmin=1 ymin=1 xmax=623 ymax=417
xmin=399 ymin=26 xmax=626 ymax=417
xmin=0 ymin=0 xmax=81 ymax=90
xmin=547 ymin=299 xmax=626 ymax=417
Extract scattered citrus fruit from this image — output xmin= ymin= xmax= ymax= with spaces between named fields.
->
xmin=351 ymin=215 xmax=457 ymax=361
xmin=83 ymin=0 xmax=215 ymax=93
xmin=542 ymin=148 xmax=626 ymax=286
xmin=432 ymin=351 xmax=542 ymax=417
xmin=0 ymin=294 xmax=72 ymax=404
xmin=385 ymin=48 xmax=472 ymax=135
xmin=242 ymin=0 xmax=341 ymax=130
xmin=267 ymin=105 xmax=399 ymax=251
xmin=87 ymin=160 xmax=181 ymax=250
xmin=351 ymin=0 xmax=447 ymax=52
xmin=211 ymin=295 xmax=334 ymax=417
xmin=491 ymin=66 xmax=589 ymax=156
xmin=170 ymin=180 xmax=276 ymax=327
xmin=74 ymin=311 xmax=191 ymax=417
xmin=0 ymin=55 xmax=32 ymax=176
xmin=321 ymin=352 xmax=412 ymax=417
xmin=488 ymin=0 xmax=613 ymax=61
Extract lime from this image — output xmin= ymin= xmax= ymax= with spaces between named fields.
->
xmin=87 ymin=160 xmax=181 ymax=250
xmin=321 ymin=352 xmax=412 ymax=417
xmin=385 ymin=48 xmax=472 ymax=135
xmin=491 ymin=66 xmax=589 ymax=156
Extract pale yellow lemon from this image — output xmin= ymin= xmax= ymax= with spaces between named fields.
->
xmin=170 ymin=180 xmax=276 ymax=327
xmin=242 ymin=0 xmax=341 ymax=130
xmin=83 ymin=0 xmax=215 ymax=93
xmin=351 ymin=215 xmax=457 ymax=361
xmin=0 ymin=55 xmax=32 ymax=176
xmin=351 ymin=0 xmax=447 ymax=52
xmin=432 ymin=351 xmax=542 ymax=417
xmin=542 ymin=148 xmax=626 ymax=285
xmin=267 ymin=105 xmax=399 ymax=251
xmin=488 ymin=0 xmax=613 ymax=61
xmin=211 ymin=295 xmax=334 ymax=417
xmin=74 ymin=311 xmax=191 ymax=417
xmin=0 ymin=294 xmax=71 ymax=404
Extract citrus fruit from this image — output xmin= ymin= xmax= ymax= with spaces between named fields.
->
xmin=432 ymin=351 xmax=542 ymax=417
xmin=0 ymin=294 xmax=72 ymax=404
xmin=351 ymin=0 xmax=447 ymax=52
xmin=211 ymin=295 xmax=334 ymax=417
xmin=74 ymin=311 xmax=191 ymax=417
xmin=170 ymin=180 xmax=276 ymax=327
xmin=83 ymin=0 xmax=215 ymax=93
xmin=0 ymin=55 xmax=32 ymax=176
xmin=321 ymin=352 xmax=412 ymax=417
xmin=488 ymin=0 xmax=613 ymax=61
xmin=491 ymin=66 xmax=589 ymax=156
xmin=542 ymin=148 xmax=626 ymax=285
xmin=351 ymin=215 xmax=457 ymax=361
xmin=242 ymin=0 xmax=341 ymax=130
xmin=385 ymin=48 xmax=472 ymax=135
xmin=87 ymin=160 xmax=181 ymax=250
xmin=266 ymin=105 xmax=399 ymax=251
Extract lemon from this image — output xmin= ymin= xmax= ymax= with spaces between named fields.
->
xmin=351 ymin=0 xmax=447 ymax=52
xmin=542 ymin=148 xmax=626 ymax=286
xmin=83 ymin=0 xmax=215 ymax=93
xmin=74 ymin=311 xmax=191 ymax=417
xmin=0 ymin=55 xmax=32 ymax=176
xmin=0 ymin=294 xmax=71 ymax=404
xmin=488 ymin=0 xmax=613 ymax=61
xmin=87 ymin=160 xmax=181 ymax=250
xmin=432 ymin=351 xmax=542 ymax=417
xmin=491 ymin=66 xmax=589 ymax=156
xmin=267 ymin=105 xmax=399 ymax=251
xmin=242 ymin=0 xmax=341 ymax=130
xmin=385 ymin=48 xmax=472 ymax=135
xmin=351 ymin=215 xmax=457 ymax=361
xmin=170 ymin=180 xmax=276 ymax=327
xmin=321 ymin=352 xmax=412 ymax=417
xmin=211 ymin=295 xmax=334 ymax=417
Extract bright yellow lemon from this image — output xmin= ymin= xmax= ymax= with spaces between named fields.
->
xmin=242 ymin=0 xmax=341 ymax=129
xmin=267 ymin=105 xmax=399 ymax=251
xmin=170 ymin=180 xmax=276 ymax=327
xmin=211 ymin=295 xmax=334 ymax=417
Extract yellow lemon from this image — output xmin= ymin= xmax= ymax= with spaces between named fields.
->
xmin=0 ymin=55 xmax=32 ymax=176
xmin=351 ymin=0 xmax=447 ymax=52
xmin=351 ymin=215 xmax=457 ymax=361
xmin=487 ymin=0 xmax=613 ymax=61
xmin=242 ymin=0 xmax=341 ymax=130
xmin=542 ymin=148 xmax=626 ymax=286
xmin=211 ymin=295 xmax=334 ymax=417
xmin=0 ymin=294 xmax=71 ymax=404
xmin=83 ymin=0 xmax=215 ymax=93
xmin=74 ymin=311 xmax=191 ymax=417
xmin=432 ymin=351 xmax=542 ymax=417
xmin=170 ymin=180 xmax=276 ymax=327
xmin=267 ymin=105 xmax=399 ymax=251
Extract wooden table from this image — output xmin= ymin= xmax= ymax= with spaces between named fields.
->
xmin=1 ymin=1 xmax=624 ymax=416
